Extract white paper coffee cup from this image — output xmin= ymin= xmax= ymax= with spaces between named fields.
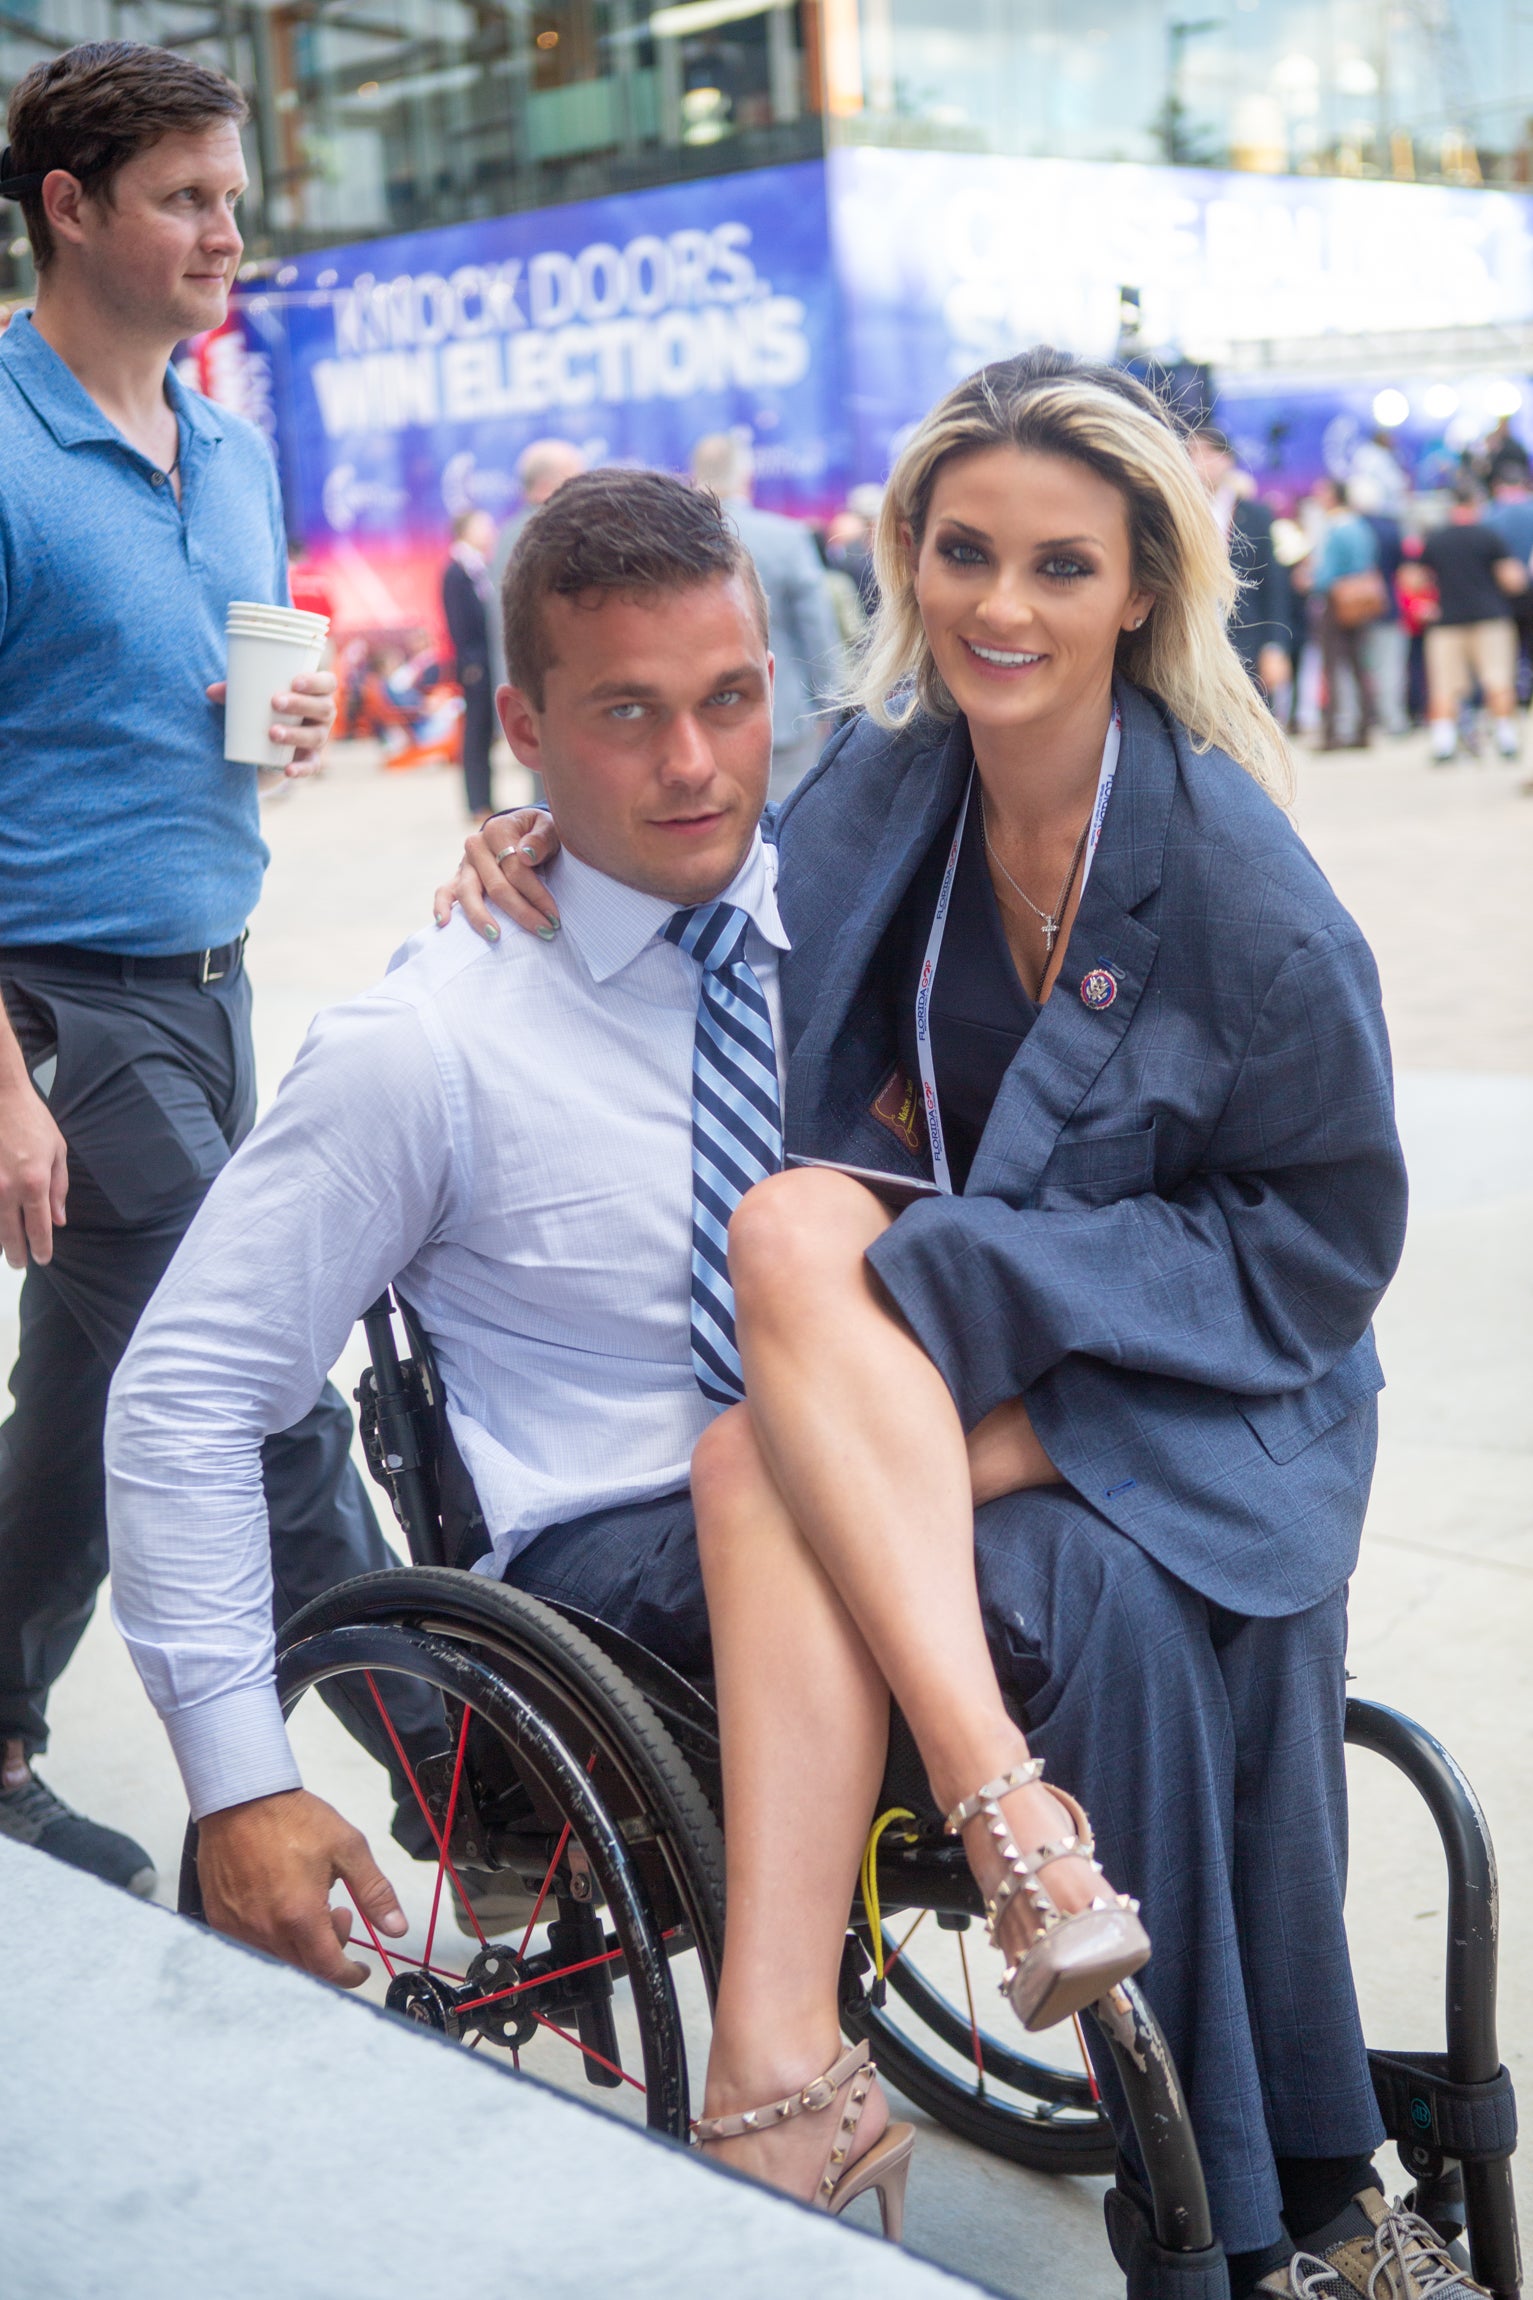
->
xmin=224 ymin=601 xmax=330 ymax=767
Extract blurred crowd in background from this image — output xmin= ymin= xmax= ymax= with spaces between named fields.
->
xmin=295 ymin=399 xmax=1533 ymax=823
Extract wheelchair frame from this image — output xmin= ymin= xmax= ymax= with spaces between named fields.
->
xmin=186 ymin=1289 xmax=1521 ymax=2299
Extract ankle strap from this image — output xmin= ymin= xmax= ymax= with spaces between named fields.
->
xmin=692 ymin=2041 xmax=871 ymax=2141
xmin=944 ymin=1758 xmax=1044 ymax=1835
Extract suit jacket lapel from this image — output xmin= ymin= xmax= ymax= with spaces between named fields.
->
xmin=784 ymin=715 xmax=971 ymax=1152
xmin=965 ymin=682 xmax=1173 ymax=1200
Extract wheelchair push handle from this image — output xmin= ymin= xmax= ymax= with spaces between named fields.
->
xmin=359 ymin=1290 xmax=448 ymax=1569
xmin=1345 ymin=1697 xmax=1521 ymax=2300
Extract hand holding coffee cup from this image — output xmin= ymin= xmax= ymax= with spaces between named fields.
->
xmin=220 ymin=601 xmax=334 ymax=771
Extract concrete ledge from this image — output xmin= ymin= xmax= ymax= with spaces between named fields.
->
xmin=3 ymin=1838 xmax=981 ymax=2299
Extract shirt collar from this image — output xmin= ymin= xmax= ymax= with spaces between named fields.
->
xmin=0 ymin=312 xmax=224 ymax=452
xmin=548 ymin=829 xmax=789 ymax=986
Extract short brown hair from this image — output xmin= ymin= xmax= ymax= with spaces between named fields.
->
xmin=7 ymin=41 xmax=247 ymax=268
xmin=502 ymin=467 xmax=768 ymax=705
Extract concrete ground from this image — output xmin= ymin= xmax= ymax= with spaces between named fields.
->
xmin=3 ymin=729 xmax=1529 ymax=2297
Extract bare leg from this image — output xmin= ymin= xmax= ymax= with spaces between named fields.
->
xmin=726 ymin=1168 xmax=1106 ymax=1924
xmin=692 ymin=1405 xmax=893 ymax=2197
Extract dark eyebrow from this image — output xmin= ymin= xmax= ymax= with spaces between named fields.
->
xmin=585 ymin=678 xmax=663 ymax=702
xmin=931 ymin=519 xmax=1104 ymax=552
xmin=584 ymin=663 xmax=762 ymax=703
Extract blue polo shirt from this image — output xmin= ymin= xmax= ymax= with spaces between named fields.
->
xmin=0 ymin=314 xmax=290 ymax=955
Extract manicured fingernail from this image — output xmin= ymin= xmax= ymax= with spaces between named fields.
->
xmin=520 ymin=842 xmax=540 ymax=860
xmin=481 ymin=922 xmax=500 ymax=942
xmin=536 ymin=923 xmax=557 ymax=941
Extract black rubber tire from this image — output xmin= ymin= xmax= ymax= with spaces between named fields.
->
xmin=275 ymin=1567 xmax=727 ymax=1985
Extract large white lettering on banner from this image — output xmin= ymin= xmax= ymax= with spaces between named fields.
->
xmin=307 ymin=223 xmax=811 ymax=439
xmin=829 ymin=145 xmax=1533 ymax=476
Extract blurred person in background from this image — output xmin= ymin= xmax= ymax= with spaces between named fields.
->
xmin=491 ymin=435 xmax=584 ymax=600
xmin=1187 ymin=425 xmax=1293 ymax=711
xmin=691 ymin=430 xmax=842 ymax=799
xmin=1466 ymin=414 xmax=1531 ymax=496
xmin=811 ymin=523 xmax=865 ymax=701
xmin=826 ymin=482 xmax=883 ymax=616
xmin=0 ymin=41 xmax=418 ymax=1897
xmin=442 ymin=507 xmax=499 ymax=821
xmin=1403 ymin=475 xmax=1527 ymax=764
xmin=1303 ymin=477 xmax=1382 ymax=751
xmin=1484 ymin=465 xmax=1533 ymax=705
xmin=1345 ymin=472 xmax=1410 ymax=738
xmin=1349 ymin=426 xmax=1410 ymax=517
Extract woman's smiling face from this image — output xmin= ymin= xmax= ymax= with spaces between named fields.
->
xmin=911 ymin=445 xmax=1155 ymax=738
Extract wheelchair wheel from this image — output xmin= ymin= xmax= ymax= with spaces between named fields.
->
xmin=840 ymin=1912 xmax=1117 ymax=2174
xmin=180 ymin=1569 xmax=724 ymax=2142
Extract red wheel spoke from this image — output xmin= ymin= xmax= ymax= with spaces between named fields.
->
xmin=456 ymin=1941 xmax=625 ymax=2014
xmin=882 ymin=1906 xmax=929 ymax=1979
xmin=344 ymin=1933 xmax=468 ymax=1987
xmin=957 ymin=1927 xmax=987 ymax=2098
xmin=346 ymin=1892 xmax=401 ymax=1980
xmin=526 ymin=2007 xmax=645 ymax=2095
xmin=363 ymin=1668 xmax=488 ymax=1949
xmin=1072 ymin=2012 xmax=1103 ymax=2104
xmin=515 ymin=1751 xmax=599 ymax=1957
xmin=516 ymin=1818 xmax=572 ymax=1957
xmin=423 ymin=1699 xmax=473 ymax=1974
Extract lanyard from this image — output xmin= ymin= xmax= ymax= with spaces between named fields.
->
xmin=914 ymin=709 xmax=1121 ymax=1195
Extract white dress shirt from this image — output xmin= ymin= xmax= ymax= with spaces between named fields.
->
xmin=105 ymin=835 xmax=788 ymax=1820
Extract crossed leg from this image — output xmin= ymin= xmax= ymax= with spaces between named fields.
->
xmin=692 ymin=1167 xmax=1122 ymax=2198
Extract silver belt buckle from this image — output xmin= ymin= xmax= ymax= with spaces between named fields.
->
xmin=200 ymin=930 xmax=245 ymax=986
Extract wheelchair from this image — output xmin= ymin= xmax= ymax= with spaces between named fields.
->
xmin=180 ymin=1290 xmax=1522 ymax=2298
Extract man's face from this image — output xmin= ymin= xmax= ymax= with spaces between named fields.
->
xmin=52 ymin=120 xmax=245 ymax=341
xmin=498 ymin=575 xmax=773 ymax=906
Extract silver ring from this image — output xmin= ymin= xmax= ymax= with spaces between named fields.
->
xmin=492 ymin=843 xmax=520 ymax=866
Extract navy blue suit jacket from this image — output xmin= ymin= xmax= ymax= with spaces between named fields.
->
xmin=773 ymin=680 xmax=1407 ymax=1618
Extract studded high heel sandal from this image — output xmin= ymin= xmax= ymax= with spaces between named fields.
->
xmin=693 ymin=2041 xmax=916 ymax=2241
xmin=945 ymin=1759 xmax=1150 ymax=2033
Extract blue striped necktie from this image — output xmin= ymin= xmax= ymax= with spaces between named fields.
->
xmin=663 ymin=901 xmax=783 ymax=1404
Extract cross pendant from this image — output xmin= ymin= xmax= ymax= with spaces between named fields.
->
xmin=1041 ymin=917 xmax=1059 ymax=951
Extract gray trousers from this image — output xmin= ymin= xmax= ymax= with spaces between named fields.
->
xmin=0 ymin=954 xmax=408 ymax=1774
xmin=507 ymin=1483 xmax=1383 ymax=2256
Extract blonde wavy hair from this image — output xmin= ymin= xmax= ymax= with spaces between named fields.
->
xmin=851 ymin=349 xmax=1292 ymax=804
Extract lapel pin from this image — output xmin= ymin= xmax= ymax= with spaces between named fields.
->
xmin=1080 ymin=968 xmax=1118 ymax=1010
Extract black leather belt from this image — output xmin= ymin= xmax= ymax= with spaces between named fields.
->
xmin=0 ymin=932 xmax=247 ymax=985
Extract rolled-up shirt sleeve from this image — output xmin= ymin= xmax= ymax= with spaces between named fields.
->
xmin=105 ymin=994 xmax=456 ymax=1819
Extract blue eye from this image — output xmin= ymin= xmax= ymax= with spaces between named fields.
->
xmin=608 ymin=702 xmax=646 ymax=721
xmin=1041 ymin=556 xmax=1091 ymax=582
xmin=938 ymin=540 xmax=987 ymax=567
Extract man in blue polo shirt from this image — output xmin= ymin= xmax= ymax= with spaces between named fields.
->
xmin=0 ymin=41 xmax=413 ymax=1895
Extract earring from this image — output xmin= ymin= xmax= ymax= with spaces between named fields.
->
xmin=1132 ymin=617 xmax=1145 ymax=629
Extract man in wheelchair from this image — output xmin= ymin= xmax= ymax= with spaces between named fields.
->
xmin=104 ymin=464 xmax=1497 ymax=2299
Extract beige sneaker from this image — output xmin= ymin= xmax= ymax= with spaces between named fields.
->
xmin=1255 ymin=2256 xmax=1347 ymax=2298
xmin=1291 ymin=2187 xmax=1487 ymax=2299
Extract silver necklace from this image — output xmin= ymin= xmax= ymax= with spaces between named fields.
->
xmin=978 ymin=788 xmax=1091 ymax=954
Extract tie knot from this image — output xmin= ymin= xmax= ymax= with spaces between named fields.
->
xmin=663 ymin=901 xmax=752 ymax=973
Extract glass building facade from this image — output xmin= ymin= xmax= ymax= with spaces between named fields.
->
xmin=5 ymin=0 xmax=1533 ymax=297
